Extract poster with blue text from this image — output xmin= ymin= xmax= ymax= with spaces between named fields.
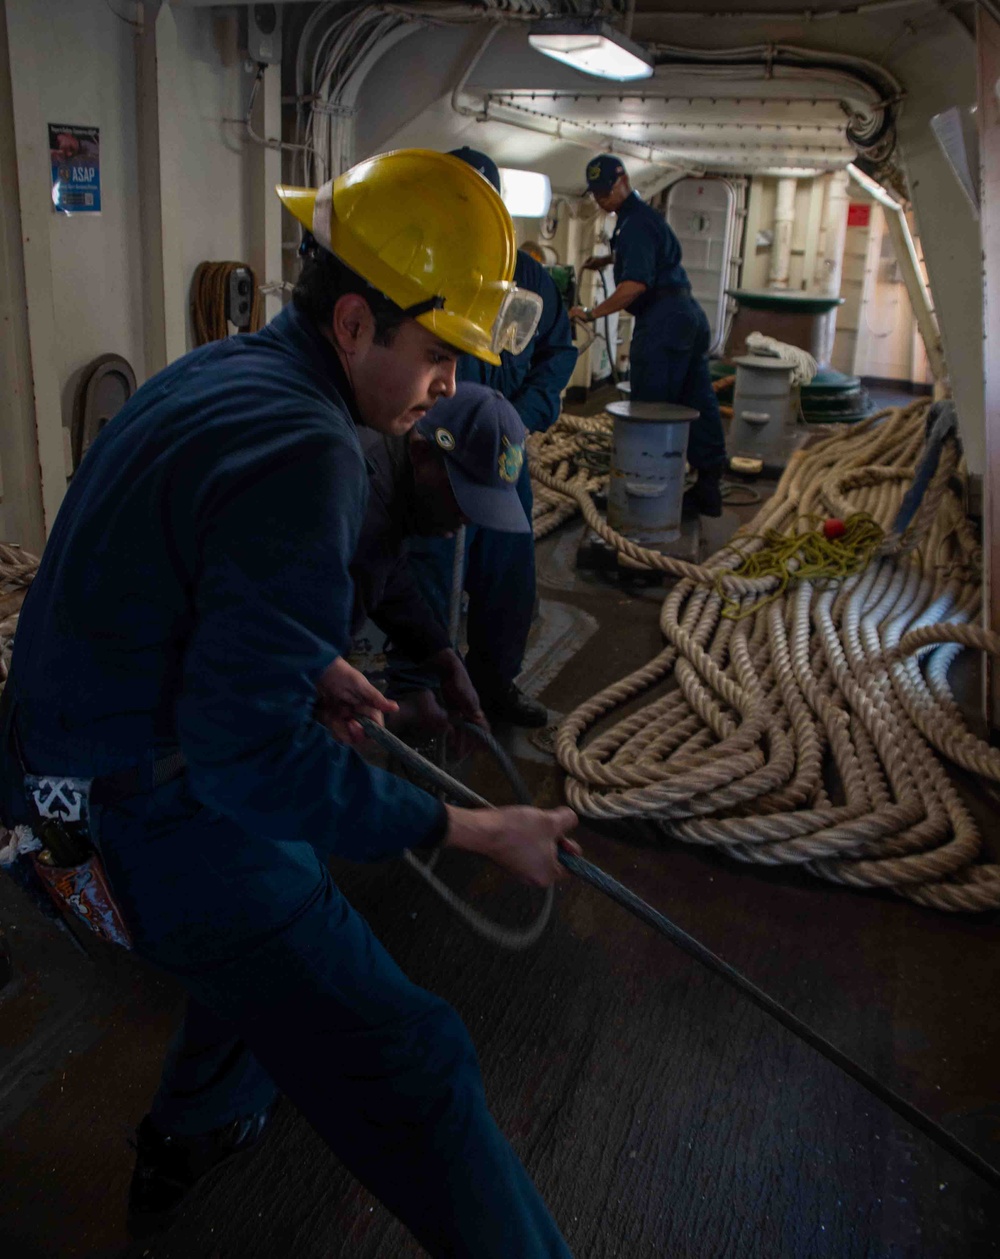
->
xmin=49 ymin=124 xmax=101 ymax=214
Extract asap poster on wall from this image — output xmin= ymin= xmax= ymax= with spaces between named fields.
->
xmin=49 ymin=124 xmax=101 ymax=214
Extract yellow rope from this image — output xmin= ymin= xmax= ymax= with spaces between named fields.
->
xmin=715 ymin=513 xmax=885 ymax=620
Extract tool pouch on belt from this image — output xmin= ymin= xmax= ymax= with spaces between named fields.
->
xmin=23 ymin=775 xmax=134 ymax=950
xmin=3 ymin=677 xmax=183 ymax=949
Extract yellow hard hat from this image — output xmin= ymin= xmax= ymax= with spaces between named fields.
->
xmin=277 ymin=149 xmax=541 ymax=365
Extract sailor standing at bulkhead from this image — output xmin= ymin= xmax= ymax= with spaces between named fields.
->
xmin=0 ymin=149 xmax=579 ymax=1255
xmin=569 ymin=153 xmax=729 ymax=516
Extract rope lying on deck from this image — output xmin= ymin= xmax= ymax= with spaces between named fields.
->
xmin=362 ymin=714 xmax=1000 ymax=1196
xmin=391 ymin=719 xmax=555 ymax=952
xmin=529 ymin=400 xmax=1000 ymax=913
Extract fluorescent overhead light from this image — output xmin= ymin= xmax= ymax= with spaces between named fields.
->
xmin=528 ymin=18 xmax=653 ymax=82
xmin=499 ymin=168 xmax=552 ymax=218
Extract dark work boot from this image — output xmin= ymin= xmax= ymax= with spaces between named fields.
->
xmin=127 ymin=1107 xmax=273 ymax=1239
xmin=682 ymin=469 xmax=723 ymax=518
xmin=479 ymin=681 xmax=548 ymax=728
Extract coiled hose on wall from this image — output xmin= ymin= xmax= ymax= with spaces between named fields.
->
xmin=191 ymin=261 xmax=263 ymax=346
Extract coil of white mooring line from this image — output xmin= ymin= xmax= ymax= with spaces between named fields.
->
xmin=527 ymin=398 xmax=1000 ymax=913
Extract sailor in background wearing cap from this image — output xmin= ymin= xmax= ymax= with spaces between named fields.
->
xmin=570 ymin=154 xmax=728 ymax=517
xmin=399 ymin=147 xmax=577 ymax=729
xmin=351 ymin=382 xmax=534 ymax=743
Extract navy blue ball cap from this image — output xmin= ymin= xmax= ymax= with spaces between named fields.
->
xmin=585 ymin=153 xmax=627 ymax=194
xmin=415 ymin=383 xmax=531 ymax=534
xmin=448 ymin=146 xmax=501 ymax=194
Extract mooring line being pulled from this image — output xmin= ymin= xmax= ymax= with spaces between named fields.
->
xmin=383 ymin=710 xmax=554 ymax=950
xmin=362 ymin=714 xmax=1000 ymax=1196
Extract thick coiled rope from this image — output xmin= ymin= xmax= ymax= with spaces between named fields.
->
xmin=0 ymin=544 xmax=38 ymax=685
xmin=745 ymin=332 xmax=818 ymax=385
xmin=530 ymin=411 xmax=614 ymax=540
xmin=530 ymin=400 xmax=1000 ymax=913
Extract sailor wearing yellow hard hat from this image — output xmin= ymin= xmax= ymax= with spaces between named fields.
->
xmin=1 ymin=147 xmax=576 ymax=1253
xmin=277 ymin=147 xmax=544 ymax=366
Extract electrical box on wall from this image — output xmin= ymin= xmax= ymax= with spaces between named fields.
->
xmin=226 ymin=268 xmax=254 ymax=329
xmin=239 ymin=4 xmax=281 ymax=65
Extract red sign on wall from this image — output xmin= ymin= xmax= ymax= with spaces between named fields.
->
xmin=847 ymin=202 xmax=871 ymax=228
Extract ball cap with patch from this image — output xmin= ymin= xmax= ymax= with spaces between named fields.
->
xmin=585 ymin=153 xmax=627 ymax=194
xmin=415 ymin=382 xmax=531 ymax=534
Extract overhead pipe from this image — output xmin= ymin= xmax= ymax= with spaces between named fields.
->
xmin=650 ymin=43 xmax=902 ymax=151
xmin=818 ymin=169 xmax=851 ymax=298
xmin=482 ymin=93 xmax=846 ymax=174
xmin=847 ymin=162 xmax=946 ymax=382
xmin=450 ymin=21 xmax=505 ymax=122
xmin=810 ymin=169 xmax=851 ymax=366
xmin=471 ymin=41 xmax=898 ymax=174
xmin=631 ymin=0 xmax=961 ymax=20
xmin=449 ymin=28 xmax=902 ymax=176
xmin=811 ymin=175 xmax=832 ymax=293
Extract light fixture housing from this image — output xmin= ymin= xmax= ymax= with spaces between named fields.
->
xmin=499 ymin=168 xmax=553 ymax=218
xmin=528 ymin=18 xmax=654 ymax=82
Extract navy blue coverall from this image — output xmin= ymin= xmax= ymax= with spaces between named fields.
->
xmin=0 ymin=302 xmax=571 ymax=1259
xmin=403 ymin=251 xmax=576 ymax=691
xmin=612 ymin=191 xmax=727 ymax=473
xmin=349 ymin=426 xmax=453 ymax=660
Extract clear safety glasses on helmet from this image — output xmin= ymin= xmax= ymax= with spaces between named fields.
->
xmin=490 ymin=286 xmax=544 ymax=357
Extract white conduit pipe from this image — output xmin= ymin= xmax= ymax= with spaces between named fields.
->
xmin=812 ymin=169 xmax=850 ymax=367
xmin=529 ymin=402 xmax=1000 ymax=912
xmin=816 ymin=170 xmax=851 ymax=301
xmin=812 ymin=175 xmax=833 ymax=293
xmin=768 ymin=176 xmax=797 ymax=289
